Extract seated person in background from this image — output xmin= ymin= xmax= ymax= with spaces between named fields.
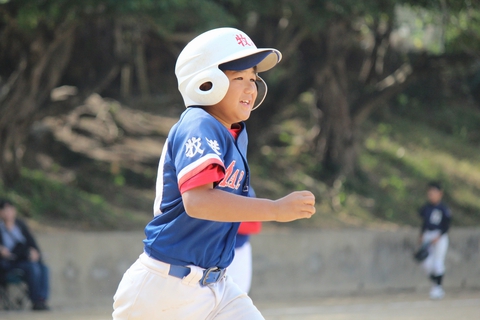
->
xmin=0 ymin=199 xmax=50 ymax=311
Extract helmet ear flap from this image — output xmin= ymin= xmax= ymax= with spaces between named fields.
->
xmin=184 ymin=68 xmax=229 ymax=106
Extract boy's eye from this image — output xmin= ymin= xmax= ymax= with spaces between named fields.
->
xmin=233 ymin=76 xmax=256 ymax=82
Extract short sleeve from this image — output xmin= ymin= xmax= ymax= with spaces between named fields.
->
xmin=179 ymin=164 xmax=225 ymax=193
xmin=171 ymin=109 xmax=228 ymax=189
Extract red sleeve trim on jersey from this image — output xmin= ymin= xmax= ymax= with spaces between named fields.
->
xmin=237 ymin=221 xmax=262 ymax=235
xmin=180 ymin=164 xmax=225 ymax=194
xmin=177 ymin=154 xmax=224 ymax=188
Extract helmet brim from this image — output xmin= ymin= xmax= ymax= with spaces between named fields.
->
xmin=217 ymin=49 xmax=281 ymax=73
xmin=219 ymin=51 xmax=279 ymax=72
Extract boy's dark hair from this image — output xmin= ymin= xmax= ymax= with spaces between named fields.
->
xmin=0 ymin=198 xmax=12 ymax=209
xmin=427 ymin=181 xmax=442 ymax=191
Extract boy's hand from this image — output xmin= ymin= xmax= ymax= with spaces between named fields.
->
xmin=274 ymin=191 xmax=316 ymax=222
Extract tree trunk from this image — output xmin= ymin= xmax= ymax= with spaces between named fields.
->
xmin=134 ymin=25 xmax=150 ymax=98
xmin=0 ymin=23 xmax=76 ymax=186
xmin=314 ymin=68 xmax=357 ymax=178
xmin=313 ymin=22 xmax=357 ymax=180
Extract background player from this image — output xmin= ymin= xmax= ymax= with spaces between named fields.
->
xmin=112 ymin=27 xmax=316 ymax=320
xmin=418 ymin=181 xmax=451 ymax=300
xmin=229 ymin=220 xmax=261 ymax=294
xmin=229 ymin=188 xmax=260 ymax=294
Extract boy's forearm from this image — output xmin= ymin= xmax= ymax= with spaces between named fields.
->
xmin=183 ymin=188 xmax=277 ymax=222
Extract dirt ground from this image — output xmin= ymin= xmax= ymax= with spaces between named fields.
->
xmin=1 ymin=289 xmax=479 ymax=320
xmin=257 ymin=289 xmax=480 ymax=320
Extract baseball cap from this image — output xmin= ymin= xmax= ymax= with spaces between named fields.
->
xmin=219 ymin=51 xmax=276 ymax=71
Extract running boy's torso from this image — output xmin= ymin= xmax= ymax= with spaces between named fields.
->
xmin=144 ymin=107 xmax=250 ymax=269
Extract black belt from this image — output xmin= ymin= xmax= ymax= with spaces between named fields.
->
xmin=168 ymin=265 xmax=227 ymax=286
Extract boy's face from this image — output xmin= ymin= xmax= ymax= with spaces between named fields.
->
xmin=204 ymin=68 xmax=258 ymax=128
xmin=427 ymin=187 xmax=443 ymax=205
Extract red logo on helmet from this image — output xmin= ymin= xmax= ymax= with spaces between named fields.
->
xmin=236 ymin=34 xmax=252 ymax=47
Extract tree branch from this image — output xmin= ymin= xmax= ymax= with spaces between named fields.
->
xmin=352 ymin=51 xmax=477 ymax=127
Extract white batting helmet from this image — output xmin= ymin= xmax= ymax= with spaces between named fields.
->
xmin=175 ymin=27 xmax=282 ymax=109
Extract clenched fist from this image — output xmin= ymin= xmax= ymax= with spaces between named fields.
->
xmin=273 ymin=191 xmax=316 ymax=222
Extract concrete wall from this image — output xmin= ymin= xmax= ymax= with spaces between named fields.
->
xmin=35 ymin=227 xmax=480 ymax=308
xmin=248 ymin=228 xmax=480 ymax=301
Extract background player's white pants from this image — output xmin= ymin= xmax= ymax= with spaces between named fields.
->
xmin=112 ymin=253 xmax=264 ymax=320
xmin=228 ymin=242 xmax=252 ymax=293
xmin=422 ymin=230 xmax=449 ymax=276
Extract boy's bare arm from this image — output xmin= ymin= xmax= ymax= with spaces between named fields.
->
xmin=182 ymin=183 xmax=315 ymax=222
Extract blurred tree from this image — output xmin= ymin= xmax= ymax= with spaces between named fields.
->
xmin=0 ymin=0 xmax=78 ymax=185
xmin=1 ymin=0 xmax=479 ymax=187
xmin=0 ymin=0 xmax=233 ymax=186
xmin=219 ymin=0 xmax=480 ymax=181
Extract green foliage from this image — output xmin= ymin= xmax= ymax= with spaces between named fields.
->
xmin=356 ymin=115 xmax=480 ymax=226
xmin=399 ymin=0 xmax=480 ymax=54
xmin=394 ymin=5 xmax=446 ymax=53
xmin=393 ymin=86 xmax=480 ymax=145
xmin=250 ymin=77 xmax=480 ymax=229
xmin=444 ymin=8 xmax=480 ymax=53
xmin=0 ymin=0 xmax=236 ymax=35
xmin=2 ymin=0 xmax=87 ymax=30
xmin=2 ymin=0 xmax=480 ymax=231
xmin=0 ymin=168 xmax=148 ymax=230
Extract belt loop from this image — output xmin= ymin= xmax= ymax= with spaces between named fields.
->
xmin=181 ymin=265 xmax=204 ymax=287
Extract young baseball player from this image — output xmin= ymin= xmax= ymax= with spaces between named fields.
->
xmin=112 ymin=27 xmax=316 ymax=320
xmin=418 ymin=181 xmax=451 ymax=300
xmin=229 ymin=221 xmax=262 ymax=293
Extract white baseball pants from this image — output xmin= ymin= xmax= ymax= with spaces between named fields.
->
xmin=228 ymin=241 xmax=253 ymax=293
xmin=422 ymin=230 xmax=448 ymax=276
xmin=112 ymin=253 xmax=264 ymax=320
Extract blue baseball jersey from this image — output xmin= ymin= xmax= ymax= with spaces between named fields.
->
xmin=143 ymin=107 xmax=250 ymax=269
xmin=419 ymin=202 xmax=451 ymax=235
